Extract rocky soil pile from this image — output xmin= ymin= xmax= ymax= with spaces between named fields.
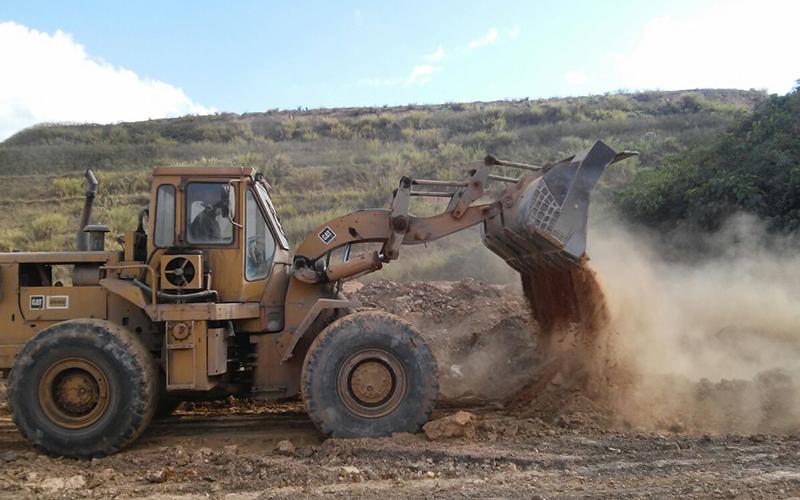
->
xmin=352 ymin=277 xmax=800 ymax=435
xmin=349 ymin=275 xmax=621 ymax=430
xmin=348 ymin=279 xmax=541 ymax=403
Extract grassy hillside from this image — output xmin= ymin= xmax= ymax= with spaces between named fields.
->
xmin=0 ymin=89 xmax=764 ymax=281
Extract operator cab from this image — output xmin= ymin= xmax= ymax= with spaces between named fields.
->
xmin=138 ymin=167 xmax=291 ymax=330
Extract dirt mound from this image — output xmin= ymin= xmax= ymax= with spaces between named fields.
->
xmin=351 ymin=278 xmax=504 ymax=319
xmin=349 ymin=274 xmax=619 ymax=428
xmin=348 ymin=279 xmax=539 ymax=403
xmin=350 ymin=273 xmax=623 ymax=428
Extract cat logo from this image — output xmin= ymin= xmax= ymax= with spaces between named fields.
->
xmin=30 ymin=295 xmax=44 ymax=310
xmin=318 ymin=226 xmax=336 ymax=245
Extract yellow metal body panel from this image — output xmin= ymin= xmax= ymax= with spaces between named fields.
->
xmin=165 ymin=320 xmax=223 ymax=391
xmin=99 ymin=278 xmax=147 ymax=309
xmin=0 ymin=264 xmax=27 ymax=348
xmin=0 ymin=262 xmax=118 ymax=371
xmin=207 ymin=328 xmax=227 ymax=376
xmin=0 ymin=251 xmax=116 ymax=264
xmin=20 ymin=286 xmax=106 ymax=321
xmin=0 ymin=345 xmax=19 ymax=370
xmin=147 ymin=302 xmax=260 ymax=322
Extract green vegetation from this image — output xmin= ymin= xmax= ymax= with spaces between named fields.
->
xmin=615 ymin=84 xmax=800 ymax=231
xmin=0 ymin=89 xmax=767 ymax=281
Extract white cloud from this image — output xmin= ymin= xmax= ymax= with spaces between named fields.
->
xmin=611 ymin=0 xmax=799 ymax=94
xmin=0 ymin=21 xmax=211 ymax=141
xmin=565 ymin=70 xmax=588 ymax=87
xmin=360 ymin=49 xmax=443 ymax=88
xmin=425 ymin=46 xmax=445 ymax=62
xmin=468 ymin=28 xmax=498 ymax=49
xmin=405 ymin=64 xmax=437 ymax=86
xmin=508 ymin=26 xmax=521 ymax=39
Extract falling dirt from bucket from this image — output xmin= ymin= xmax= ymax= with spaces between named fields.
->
xmin=510 ymin=260 xmax=622 ymax=424
xmin=520 ymin=260 xmax=609 ymax=341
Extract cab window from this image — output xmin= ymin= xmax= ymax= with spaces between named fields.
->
xmin=186 ymin=183 xmax=234 ymax=245
xmin=245 ymin=190 xmax=276 ymax=280
xmin=154 ymin=185 xmax=175 ymax=247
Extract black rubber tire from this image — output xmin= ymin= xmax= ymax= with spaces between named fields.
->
xmin=302 ymin=310 xmax=438 ymax=437
xmin=154 ymin=396 xmax=182 ymax=419
xmin=8 ymin=319 xmax=158 ymax=458
xmin=154 ymin=370 xmax=182 ymax=419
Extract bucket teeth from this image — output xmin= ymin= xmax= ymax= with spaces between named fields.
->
xmin=482 ymin=140 xmax=617 ymax=270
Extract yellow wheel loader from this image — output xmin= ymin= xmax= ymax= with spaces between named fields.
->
xmin=1 ymin=140 xmax=634 ymax=457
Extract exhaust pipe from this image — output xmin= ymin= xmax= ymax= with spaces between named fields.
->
xmin=75 ymin=169 xmax=98 ymax=251
xmin=482 ymin=140 xmax=633 ymax=271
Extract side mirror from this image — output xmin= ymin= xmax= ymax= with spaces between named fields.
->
xmin=224 ymin=182 xmax=242 ymax=228
xmin=137 ymin=208 xmax=149 ymax=233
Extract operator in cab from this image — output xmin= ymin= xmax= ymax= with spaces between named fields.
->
xmin=187 ymin=184 xmax=233 ymax=244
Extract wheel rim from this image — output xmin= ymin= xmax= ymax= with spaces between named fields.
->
xmin=38 ymin=358 xmax=110 ymax=429
xmin=337 ymin=348 xmax=407 ymax=418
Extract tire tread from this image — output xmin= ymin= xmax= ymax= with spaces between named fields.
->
xmin=7 ymin=319 xmax=157 ymax=457
xmin=302 ymin=310 xmax=438 ymax=437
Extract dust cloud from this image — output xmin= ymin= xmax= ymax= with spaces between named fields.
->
xmin=354 ymin=214 xmax=800 ymax=434
xmin=586 ymin=214 xmax=800 ymax=433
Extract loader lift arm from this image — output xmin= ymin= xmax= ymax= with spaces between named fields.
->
xmin=291 ymin=156 xmax=516 ymax=285
xmin=291 ymin=140 xmax=637 ymax=285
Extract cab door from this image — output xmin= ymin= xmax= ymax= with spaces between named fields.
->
xmin=243 ymin=188 xmax=277 ymax=283
xmin=239 ymin=186 xmax=291 ymax=333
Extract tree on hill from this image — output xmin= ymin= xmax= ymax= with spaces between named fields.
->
xmin=614 ymin=82 xmax=800 ymax=231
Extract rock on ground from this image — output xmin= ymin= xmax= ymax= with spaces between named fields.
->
xmin=423 ymin=411 xmax=477 ymax=440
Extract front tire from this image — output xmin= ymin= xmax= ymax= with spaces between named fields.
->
xmin=302 ymin=310 xmax=438 ymax=437
xmin=8 ymin=319 xmax=157 ymax=458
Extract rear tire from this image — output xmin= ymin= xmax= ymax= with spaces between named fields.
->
xmin=8 ymin=319 xmax=157 ymax=458
xmin=302 ymin=310 xmax=438 ymax=437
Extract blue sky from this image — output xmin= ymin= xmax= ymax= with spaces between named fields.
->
xmin=0 ymin=0 xmax=797 ymax=139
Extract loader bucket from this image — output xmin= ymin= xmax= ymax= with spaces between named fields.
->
xmin=482 ymin=140 xmax=622 ymax=272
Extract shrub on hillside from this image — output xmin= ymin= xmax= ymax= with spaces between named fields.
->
xmin=615 ymin=85 xmax=800 ymax=230
xmin=52 ymin=178 xmax=84 ymax=198
xmin=30 ymin=213 xmax=69 ymax=241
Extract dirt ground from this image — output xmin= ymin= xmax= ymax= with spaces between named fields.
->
xmin=2 ymin=279 xmax=800 ymax=499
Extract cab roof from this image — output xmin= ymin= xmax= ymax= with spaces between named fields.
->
xmin=152 ymin=166 xmax=257 ymax=178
